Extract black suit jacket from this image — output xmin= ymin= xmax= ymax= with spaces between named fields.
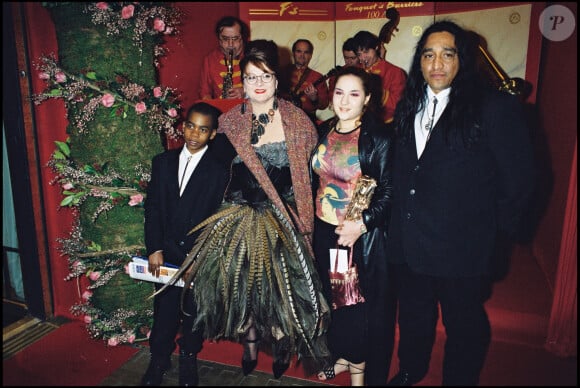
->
xmin=387 ymin=90 xmax=534 ymax=278
xmin=144 ymin=148 xmax=228 ymax=266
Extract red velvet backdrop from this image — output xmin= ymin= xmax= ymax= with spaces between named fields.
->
xmin=24 ymin=3 xmax=78 ymax=320
xmin=158 ymin=2 xmax=239 ymax=149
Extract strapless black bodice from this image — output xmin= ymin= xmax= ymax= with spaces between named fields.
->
xmin=226 ymin=142 xmax=293 ymax=205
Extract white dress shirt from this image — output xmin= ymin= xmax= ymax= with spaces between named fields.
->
xmin=414 ymin=87 xmax=450 ymax=158
xmin=179 ymin=145 xmax=207 ymax=196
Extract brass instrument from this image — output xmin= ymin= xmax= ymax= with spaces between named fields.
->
xmin=222 ymin=49 xmax=234 ymax=99
xmin=478 ymin=45 xmax=528 ymax=97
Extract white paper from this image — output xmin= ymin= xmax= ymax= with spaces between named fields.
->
xmin=329 ymin=249 xmax=349 ymax=273
xmin=128 ymin=256 xmax=186 ymax=287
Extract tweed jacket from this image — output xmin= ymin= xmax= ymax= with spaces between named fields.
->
xmin=217 ymin=98 xmax=318 ymax=236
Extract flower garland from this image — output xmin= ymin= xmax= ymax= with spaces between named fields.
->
xmin=33 ymin=54 xmax=181 ymax=140
xmin=47 ymin=137 xmax=150 ymax=221
xmin=61 ymin=218 xmax=153 ymax=345
xmin=43 ymin=2 xmax=183 ymax=66
xmin=34 ymin=2 xmax=185 ymax=346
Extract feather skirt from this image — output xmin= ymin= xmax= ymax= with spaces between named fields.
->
xmin=179 ymin=200 xmax=331 ymax=364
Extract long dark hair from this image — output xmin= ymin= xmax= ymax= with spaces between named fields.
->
xmin=394 ymin=20 xmax=485 ymax=147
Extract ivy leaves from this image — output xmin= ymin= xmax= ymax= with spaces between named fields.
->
xmin=50 ymin=137 xmax=148 ymax=210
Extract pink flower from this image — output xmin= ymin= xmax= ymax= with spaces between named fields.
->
xmin=167 ymin=108 xmax=178 ymax=118
xmin=72 ymin=260 xmax=81 ymax=268
xmin=127 ymin=334 xmax=136 ymax=344
xmin=121 ymin=5 xmax=134 ymax=19
xmin=164 ymin=27 xmax=174 ymax=35
xmin=89 ymin=271 xmax=101 ymax=281
xmin=39 ymin=72 xmax=50 ymax=80
xmin=108 ymin=337 xmax=119 ymax=347
xmin=153 ymin=86 xmax=163 ymax=98
xmin=82 ymin=290 xmax=93 ymax=300
xmin=135 ymin=102 xmax=147 ymax=114
xmin=153 ymin=18 xmax=166 ymax=33
xmin=101 ymin=93 xmax=115 ymax=107
xmin=128 ymin=194 xmax=144 ymax=206
xmin=96 ymin=2 xmax=108 ymax=10
xmin=55 ymin=72 xmax=67 ymax=83
xmin=62 ymin=182 xmax=74 ymax=190
xmin=84 ymin=315 xmax=92 ymax=323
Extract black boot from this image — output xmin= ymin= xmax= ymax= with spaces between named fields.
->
xmin=179 ymin=350 xmax=199 ymax=386
xmin=141 ymin=357 xmax=171 ymax=386
xmin=272 ymin=359 xmax=290 ymax=379
xmin=241 ymin=338 xmax=259 ymax=376
xmin=272 ymin=336 xmax=291 ymax=379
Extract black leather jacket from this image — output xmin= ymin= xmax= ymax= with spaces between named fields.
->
xmin=310 ymin=113 xmax=395 ymax=278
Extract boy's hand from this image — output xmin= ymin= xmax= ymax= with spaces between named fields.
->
xmin=148 ymin=251 xmax=164 ymax=278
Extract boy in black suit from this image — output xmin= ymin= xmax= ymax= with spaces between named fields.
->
xmin=142 ymin=102 xmax=228 ymax=386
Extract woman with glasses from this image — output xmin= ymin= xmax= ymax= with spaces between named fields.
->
xmin=199 ymin=16 xmax=248 ymax=100
xmin=164 ymin=39 xmax=331 ymax=380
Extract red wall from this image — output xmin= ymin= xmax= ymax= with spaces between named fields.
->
xmin=21 ymin=2 xmax=577 ymax=318
xmin=24 ymin=3 xmax=77 ymax=319
xmin=532 ymin=3 xmax=577 ymax=287
xmin=158 ymin=2 xmax=239 ymax=116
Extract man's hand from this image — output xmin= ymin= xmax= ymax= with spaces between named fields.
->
xmin=148 ymin=251 xmax=164 ymax=278
xmin=304 ymin=84 xmax=318 ymax=102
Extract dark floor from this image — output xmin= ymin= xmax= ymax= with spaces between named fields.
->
xmin=2 ymin=300 xmax=27 ymax=328
xmin=99 ymin=346 xmax=332 ymax=386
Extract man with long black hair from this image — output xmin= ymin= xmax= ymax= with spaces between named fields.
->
xmin=386 ymin=20 xmax=534 ymax=386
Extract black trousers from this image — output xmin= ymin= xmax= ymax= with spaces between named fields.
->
xmin=149 ymin=283 xmax=203 ymax=362
xmin=394 ymin=264 xmax=491 ymax=386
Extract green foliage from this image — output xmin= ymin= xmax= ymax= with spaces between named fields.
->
xmin=40 ymin=2 xmax=183 ymax=345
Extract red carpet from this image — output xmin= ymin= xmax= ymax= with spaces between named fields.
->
xmin=3 ymin=321 xmax=139 ymax=386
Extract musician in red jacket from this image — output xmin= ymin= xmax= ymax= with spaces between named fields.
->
xmin=199 ymin=16 xmax=248 ymax=100
xmin=279 ymin=39 xmax=330 ymax=124
xmin=353 ymin=30 xmax=407 ymax=124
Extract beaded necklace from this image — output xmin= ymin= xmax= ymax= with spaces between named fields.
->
xmin=249 ymin=98 xmax=278 ymax=144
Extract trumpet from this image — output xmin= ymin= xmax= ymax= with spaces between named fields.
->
xmin=222 ymin=49 xmax=234 ymax=99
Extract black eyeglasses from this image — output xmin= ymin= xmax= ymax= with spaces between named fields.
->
xmin=243 ymin=73 xmax=275 ymax=84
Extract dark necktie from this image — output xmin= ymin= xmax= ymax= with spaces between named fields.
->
xmin=179 ymin=155 xmax=192 ymax=195
xmin=425 ymin=96 xmax=438 ymax=142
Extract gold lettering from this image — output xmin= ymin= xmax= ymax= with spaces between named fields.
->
xmin=344 ymin=2 xmax=424 ymax=14
xmin=344 ymin=3 xmax=380 ymax=13
xmin=280 ymin=2 xmax=298 ymax=16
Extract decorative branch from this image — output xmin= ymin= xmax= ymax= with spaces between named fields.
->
xmin=76 ymin=245 xmax=145 ymax=258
